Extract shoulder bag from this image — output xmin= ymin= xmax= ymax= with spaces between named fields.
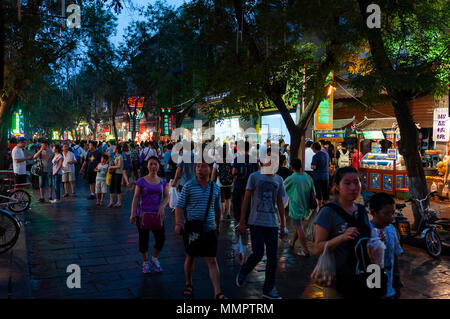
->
xmin=183 ymin=182 xmax=214 ymax=257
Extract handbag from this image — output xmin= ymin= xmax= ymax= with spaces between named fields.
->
xmin=140 ymin=179 xmax=164 ymax=231
xmin=183 ymin=182 xmax=214 ymax=257
xmin=106 ymin=171 xmax=112 ymax=186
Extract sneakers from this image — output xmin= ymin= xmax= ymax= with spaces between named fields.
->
xmin=38 ymin=198 xmax=45 ymax=203
xmin=142 ymin=261 xmax=151 ymax=274
xmin=236 ymin=271 xmax=246 ymax=287
xmin=226 ymin=212 xmax=231 ymax=219
xmin=49 ymin=199 xmax=60 ymax=204
xmin=88 ymin=194 xmax=96 ymax=200
xmin=149 ymin=257 xmax=162 ymax=272
xmin=262 ymin=290 xmax=282 ymax=299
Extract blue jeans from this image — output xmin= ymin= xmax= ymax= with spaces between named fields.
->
xmin=240 ymin=225 xmax=279 ymax=293
xmin=52 ymin=174 xmax=62 ymax=200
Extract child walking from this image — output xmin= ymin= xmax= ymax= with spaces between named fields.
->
xmin=95 ymin=154 xmax=109 ymax=206
xmin=368 ymin=192 xmax=403 ymax=299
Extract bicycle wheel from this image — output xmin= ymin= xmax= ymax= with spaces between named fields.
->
xmin=0 ymin=210 xmax=20 ymax=252
xmin=8 ymin=189 xmax=31 ymax=213
xmin=425 ymin=229 xmax=442 ymax=258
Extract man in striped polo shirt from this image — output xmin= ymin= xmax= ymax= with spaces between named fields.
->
xmin=175 ymin=154 xmax=226 ymax=299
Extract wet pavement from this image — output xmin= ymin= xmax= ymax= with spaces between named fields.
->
xmin=1 ymin=178 xmax=450 ymax=299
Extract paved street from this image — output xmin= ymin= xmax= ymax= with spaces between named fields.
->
xmin=1 ymin=179 xmax=450 ymax=299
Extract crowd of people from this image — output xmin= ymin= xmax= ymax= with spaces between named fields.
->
xmin=5 ymin=136 xmax=401 ymax=299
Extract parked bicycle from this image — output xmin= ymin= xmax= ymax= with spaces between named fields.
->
xmin=393 ymin=191 xmax=448 ymax=258
xmin=0 ymin=177 xmax=31 ymax=213
xmin=0 ymin=209 xmax=21 ymax=255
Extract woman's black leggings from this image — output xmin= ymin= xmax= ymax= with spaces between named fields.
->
xmin=136 ymin=217 xmax=165 ymax=253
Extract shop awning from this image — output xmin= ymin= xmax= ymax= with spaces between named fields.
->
xmin=333 ymin=116 xmax=355 ymax=129
xmin=353 ymin=117 xmax=397 ymax=130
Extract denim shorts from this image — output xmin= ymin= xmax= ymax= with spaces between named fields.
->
xmin=39 ymin=172 xmax=53 ymax=189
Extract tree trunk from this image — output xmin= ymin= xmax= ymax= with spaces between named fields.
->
xmin=392 ymin=93 xmax=427 ymax=228
xmin=0 ymin=0 xmax=4 ymax=91
xmin=0 ymin=91 xmax=18 ymax=168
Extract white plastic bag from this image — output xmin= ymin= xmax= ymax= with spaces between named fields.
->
xmin=311 ymin=241 xmax=336 ymax=287
xmin=367 ymin=228 xmax=386 ymax=268
xmin=233 ymin=235 xmax=245 ymax=266
xmin=169 ymin=187 xmax=179 ymax=209
xmin=303 ymin=208 xmax=318 ymax=242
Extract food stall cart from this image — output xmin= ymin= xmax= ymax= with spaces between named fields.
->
xmin=354 ymin=118 xmax=408 ymax=197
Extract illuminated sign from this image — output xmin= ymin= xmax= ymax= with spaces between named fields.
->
xmin=160 ymin=108 xmax=173 ymax=136
xmin=314 ymin=97 xmax=333 ymax=130
xmin=363 ymin=130 xmax=385 ymax=140
xmin=52 ymin=131 xmax=60 ymax=140
xmin=11 ymin=109 xmax=24 ymax=137
xmin=128 ymin=97 xmax=145 ymax=109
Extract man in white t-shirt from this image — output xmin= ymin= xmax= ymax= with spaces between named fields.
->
xmin=304 ymin=140 xmax=315 ymax=178
xmin=12 ymin=138 xmax=33 ymax=185
xmin=62 ymin=143 xmax=77 ymax=197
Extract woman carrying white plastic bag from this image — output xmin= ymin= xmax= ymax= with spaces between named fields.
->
xmin=169 ymin=186 xmax=179 ymax=209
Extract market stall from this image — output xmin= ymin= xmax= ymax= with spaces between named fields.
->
xmin=354 ymin=118 xmax=408 ymax=197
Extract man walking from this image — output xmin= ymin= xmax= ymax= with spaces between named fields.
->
xmin=236 ymin=153 xmax=287 ymax=299
xmin=80 ymin=141 xmax=102 ymax=199
xmin=12 ymin=138 xmax=33 ymax=185
xmin=304 ymin=140 xmax=315 ymax=178
xmin=311 ymin=142 xmax=330 ymax=207
xmin=175 ymin=157 xmax=227 ymax=299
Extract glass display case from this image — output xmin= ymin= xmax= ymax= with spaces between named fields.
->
xmin=361 ymin=152 xmax=406 ymax=170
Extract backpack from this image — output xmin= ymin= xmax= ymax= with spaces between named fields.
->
xmin=218 ymin=163 xmax=233 ymax=186
xmin=326 ymin=203 xmax=387 ymax=298
xmin=235 ymin=155 xmax=258 ymax=190
xmin=73 ymin=146 xmax=81 ymax=163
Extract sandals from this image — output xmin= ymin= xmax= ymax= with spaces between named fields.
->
xmin=114 ymin=204 xmax=122 ymax=208
xmin=183 ymin=284 xmax=193 ymax=299
xmin=215 ymin=292 xmax=227 ymax=299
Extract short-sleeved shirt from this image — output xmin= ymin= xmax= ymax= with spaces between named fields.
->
xmin=176 ymin=178 xmax=221 ymax=232
xmin=311 ymin=151 xmax=329 ymax=180
xmin=177 ymin=152 xmax=196 ymax=187
xmin=130 ymin=149 xmax=139 ymax=161
xmin=96 ymin=163 xmax=109 ymax=182
xmin=12 ymin=146 xmax=26 ymax=175
xmin=304 ymin=148 xmax=315 ymax=172
xmin=62 ymin=151 xmax=76 ymax=174
xmin=284 ymin=172 xmax=315 ymax=220
xmin=314 ymin=200 xmax=370 ymax=279
xmin=86 ymin=150 xmax=102 ymax=172
xmin=369 ymin=222 xmax=403 ymax=297
xmin=135 ymin=177 xmax=167 ymax=217
xmin=163 ymin=151 xmax=173 ymax=172
xmin=122 ymin=153 xmax=130 ymax=169
xmin=52 ymin=154 xmax=63 ymax=175
xmin=246 ymin=172 xmax=286 ymax=228
xmin=113 ymin=154 xmax=123 ymax=174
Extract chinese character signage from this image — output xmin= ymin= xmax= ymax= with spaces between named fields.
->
xmin=433 ymin=108 xmax=449 ymax=142
xmin=314 ymin=96 xmax=333 ymax=131
xmin=160 ymin=108 xmax=173 ymax=136
xmin=11 ymin=109 xmax=24 ymax=137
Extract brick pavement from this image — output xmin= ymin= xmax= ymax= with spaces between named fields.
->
xmin=1 ymin=178 xmax=450 ymax=299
